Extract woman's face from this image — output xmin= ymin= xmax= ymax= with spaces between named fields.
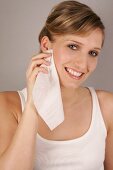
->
xmin=51 ymin=28 xmax=103 ymax=89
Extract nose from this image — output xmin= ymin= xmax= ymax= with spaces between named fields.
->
xmin=73 ymin=52 xmax=88 ymax=72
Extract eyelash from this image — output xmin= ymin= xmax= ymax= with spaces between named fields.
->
xmin=68 ymin=44 xmax=99 ymax=57
xmin=68 ymin=44 xmax=78 ymax=50
xmin=89 ymin=51 xmax=98 ymax=57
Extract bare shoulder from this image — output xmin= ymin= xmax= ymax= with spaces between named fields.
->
xmin=0 ymin=91 xmax=22 ymax=121
xmin=96 ymin=89 xmax=113 ymax=131
xmin=0 ymin=91 xmax=22 ymax=155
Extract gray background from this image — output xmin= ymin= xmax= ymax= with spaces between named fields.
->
xmin=0 ymin=0 xmax=113 ymax=92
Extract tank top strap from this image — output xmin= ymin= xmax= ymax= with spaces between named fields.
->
xmin=17 ymin=88 xmax=27 ymax=112
xmin=88 ymin=87 xmax=107 ymax=135
xmin=88 ymin=87 xmax=99 ymax=113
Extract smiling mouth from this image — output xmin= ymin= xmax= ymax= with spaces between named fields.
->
xmin=65 ymin=67 xmax=84 ymax=79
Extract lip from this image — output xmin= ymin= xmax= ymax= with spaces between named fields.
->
xmin=65 ymin=67 xmax=84 ymax=73
xmin=65 ymin=67 xmax=84 ymax=80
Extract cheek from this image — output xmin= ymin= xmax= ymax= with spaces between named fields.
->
xmin=53 ymin=54 xmax=61 ymax=70
xmin=89 ymin=59 xmax=98 ymax=72
xmin=53 ymin=50 xmax=68 ymax=69
xmin=53 ymin=51 xmax=63 ymax=76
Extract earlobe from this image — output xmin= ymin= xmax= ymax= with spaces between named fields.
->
xmin=40 ymin=36 xmax=52 ymax=52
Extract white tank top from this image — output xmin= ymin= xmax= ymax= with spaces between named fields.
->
xmin=18 ymin=87 xmax=107 ymax=170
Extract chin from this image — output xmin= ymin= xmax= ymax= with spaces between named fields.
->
xmin=60 ymin=80 xmax=80 ymax=89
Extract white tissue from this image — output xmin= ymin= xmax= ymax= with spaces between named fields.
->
xmin=32 ymin=49 xmax=64 ymax=130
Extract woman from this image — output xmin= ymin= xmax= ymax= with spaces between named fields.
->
xmin=0 ymin=1 xmax=113 ymax=169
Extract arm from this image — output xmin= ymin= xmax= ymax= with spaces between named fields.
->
xmin=97 ymin=90 xmax=113 ymax=170
xmin=0 ymin=52 xmax=51 ymax=170
xmin=0 ymin=92 xmax=38 ymax=170
xmin=104 ymin=93 xmax=113 ymax=170
xmin=104 ymin=126 xmax=113 ymax=170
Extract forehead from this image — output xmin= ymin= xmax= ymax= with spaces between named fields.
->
xmin=54 ymin=29 xmax=103 ymax=48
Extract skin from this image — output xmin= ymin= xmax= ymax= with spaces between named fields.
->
xmin=0 ymin=28 xmax=113 ymax=169
xmin=49 ymin=29 xmax=101 ymax=89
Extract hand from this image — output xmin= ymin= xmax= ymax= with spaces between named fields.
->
xmin=26 ymin=52 xmax=51 ymax=108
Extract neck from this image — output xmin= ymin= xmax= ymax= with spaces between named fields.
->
xmin=61 ymin=86 xmax=83 ymax=104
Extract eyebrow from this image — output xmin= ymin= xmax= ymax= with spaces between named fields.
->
xmin=66 ymin=40 xmax=101 ymax=51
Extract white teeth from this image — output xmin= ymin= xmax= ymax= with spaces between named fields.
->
xmin=66 ymin=68 xmax=82 ymax=77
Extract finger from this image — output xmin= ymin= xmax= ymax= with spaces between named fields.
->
xmin=31 ymin=59 xmax=50 ymax=70
xmin=27 ymin=59 xmax=50 ymax=77
xmin=32 ymin=53 xmax=51 ymax=61
xmin=27 ymin=66 xmax=48 ymax=83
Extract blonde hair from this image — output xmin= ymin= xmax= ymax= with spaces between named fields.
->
xmin=39 ymin=0 xmax=105 ymax=43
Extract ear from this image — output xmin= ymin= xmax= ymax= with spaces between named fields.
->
xmin=40 ymin=36 xmax=52 ymax=52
